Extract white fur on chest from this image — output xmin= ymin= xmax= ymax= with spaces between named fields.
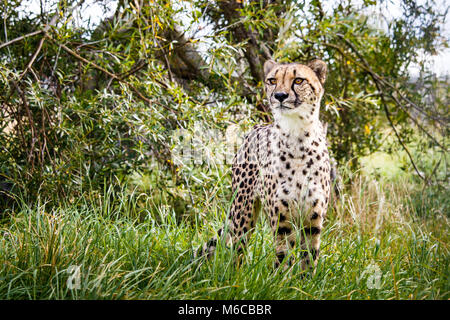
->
xmin=266 ymin=118 xmax=330 ymax=211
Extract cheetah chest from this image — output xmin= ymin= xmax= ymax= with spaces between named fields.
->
xmin=260 ymin=146 xmax=331 ymax=218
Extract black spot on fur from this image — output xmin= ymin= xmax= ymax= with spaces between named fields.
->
xmin=302 ymin=226 xmax=321 ymax=235
xmin=278 ymin=226 xmax=291 ymax=235
xmin=207 ymin=239 xmax=217 ymax=248
xmin=276 ymin=252 xmax=286 ymax=263
xmin=303 ymin=248 xmax=319 ymax=260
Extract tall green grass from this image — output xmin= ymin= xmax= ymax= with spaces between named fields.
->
xmin=0 ymin=175 xmax=448 ymax=299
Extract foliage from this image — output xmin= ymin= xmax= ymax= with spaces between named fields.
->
xmin=0 ymin=0 xmax=448 ymax=211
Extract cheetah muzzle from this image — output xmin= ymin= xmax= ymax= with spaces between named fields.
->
xmin=199 ymin=59 xmax=332 ymax=272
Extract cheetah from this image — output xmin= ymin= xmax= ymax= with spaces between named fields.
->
xmin=200 ymin=59 xmax=331 ymax=271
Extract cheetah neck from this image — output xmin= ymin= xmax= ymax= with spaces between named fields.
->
xmin=273 ymin=104 xmax=321 ymax=138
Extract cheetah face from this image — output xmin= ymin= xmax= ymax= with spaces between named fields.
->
xmin=264 ymin=60 xmax=327 ymax=117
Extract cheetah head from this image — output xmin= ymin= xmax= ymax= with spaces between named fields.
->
xmin=263 ymin=59 xmax=327 ymax=123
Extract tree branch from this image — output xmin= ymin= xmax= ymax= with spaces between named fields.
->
xmin=336 ymin=33 xmax=448 ymax=126
xmin=0 ymin=30 xmax=44 ymax=50
xmin=330 ymin=34 xmax=439 ymax=181
xmin=373 ymin=78 xmax=426 ymax=181
xmin=46 ymin=34 xmax=177 ymax=113
xmin=316 ymin=37 xmax=447 ymax=150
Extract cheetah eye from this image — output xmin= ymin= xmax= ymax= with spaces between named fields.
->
xmin=294 ymin=78 xmax=304 ymax=85
xmin=267 ymin=78 xmax=277 ymax=85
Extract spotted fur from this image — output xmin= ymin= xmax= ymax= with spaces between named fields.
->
xmin=200 ymin=59 xmax=332 ymax=271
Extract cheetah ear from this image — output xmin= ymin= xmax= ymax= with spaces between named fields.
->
xmin=308 ymin=59 xmax=327 ymax=85
xmin=264 ymin=59 xmax=277 ymax=78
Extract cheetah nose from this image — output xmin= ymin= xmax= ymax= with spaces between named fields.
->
xmin=274 ymin=92 xmax=289 ymax=102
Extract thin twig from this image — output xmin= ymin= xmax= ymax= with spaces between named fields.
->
xmin=0 ymin=30 xmax=44 ymax=50
xmin=374 ymin=79 xmax=426 ymax=181
xmin=18 ymin=37 xmax=45 ymax=82
xmin=10 ymin=81 xmax=38 ymax=171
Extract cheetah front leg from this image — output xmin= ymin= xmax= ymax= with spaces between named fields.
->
xmin=271 ymin=201 xmax=324 ymax=272
xmin=199 ymin=164 xmax=260 ymax=259
xmin=269 ymin=200 xmax=297 ymax=269
xmin=272 ymin=224 xmax=322 ymax=272
xmin=298 ymin=225 xmax=322 ymax=271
